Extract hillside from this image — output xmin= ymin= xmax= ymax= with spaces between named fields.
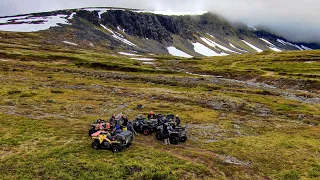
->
xmin=0 ymin=27 xmax=320 ymax=179
xmin=0 ymin=7 xmax=319 ymax=58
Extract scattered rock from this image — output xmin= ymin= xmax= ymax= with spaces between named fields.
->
xmin=219 ymin=113 xmax=227 ymax=119
xmin=236 ymin=129 xmax=241 ymax=135
xmin=217 ymin=155 xmax=251 ymax=166
xmin=29 ymin=86 xmax=38 ymax=90
xmin=232 ymin=124 xmax=240 ymax=129
xmin=60 ymin=106 xmax=67 ymax=110
xmin=297 ymin=114 xmax=304 ymax=120
xmin=211 ymin=102 xmax=226 ymax=110
xmin=47 ymin=99 xmax=57 ymax=103
xmin=234 ymin=120 xmax=243 ymax=125
xmin=85 ymin=106 xmax=94 ymax=110
xmin=136 ymin=104 xmax=144 ymax=109
xmin=117 ymin=103 xmax=128 ymax=109
xmin=126 ymin=166 xmax=142 ymax=175
xmin=7 ymin=101 xmax=15 ymax=106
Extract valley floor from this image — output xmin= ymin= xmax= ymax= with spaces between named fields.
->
xmin=0 ymin=32 xmax=320 ymax=179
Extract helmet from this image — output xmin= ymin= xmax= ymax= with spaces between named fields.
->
xmin=176 ymin=114 xmax=179 ymax=117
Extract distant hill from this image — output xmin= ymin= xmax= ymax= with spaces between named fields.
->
xmin=0 ymin=7 xmax=319 ymax=57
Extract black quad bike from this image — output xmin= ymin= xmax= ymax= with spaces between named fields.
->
xmin=155 ymin=124 xmax=188 ymax=144
xmin=91 ymin=130 xmax=133 ymax=153
xmin=133 ymin=115 xmax=158 ymax=135
xmin=156 ymin=114 xmax=175 ymax=124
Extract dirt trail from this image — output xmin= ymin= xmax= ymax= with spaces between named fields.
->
xmin=134 ymin=135 xmax=220 ymax=176
xmin=185 ymin=71 xmax=320 ymax=104
xmin=135 ymin=134 xmax=251 ymax=172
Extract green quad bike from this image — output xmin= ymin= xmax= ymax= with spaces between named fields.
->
xmin=156 ymin=123 xmax=188 ymax=144
xmin=91 ymin=130 xmax=133 ymax=153
xmin=133 ymin=115 xmax=158 ymax=135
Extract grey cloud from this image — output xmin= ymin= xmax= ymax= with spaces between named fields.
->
xmin=1 ymin=0 xmax=320 ymax=43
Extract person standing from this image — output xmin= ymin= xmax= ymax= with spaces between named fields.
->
xmin=175 ymin=114 xmax=181 ymax=127
xmin=122 ymin=115 xmax=129 ymax=126
xmin=163 ymin=124 xmax=170 ymax=145
xmin=109 ymin=114 xmax=116 ymax=128
xmin=127 ymin=121 xmax=136 ymax=143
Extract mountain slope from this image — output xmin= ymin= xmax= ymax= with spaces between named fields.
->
xmin=0 ymin=7 xmax=319 ymax=57
xmin=0 ymin=30 xmax=319 ymax=179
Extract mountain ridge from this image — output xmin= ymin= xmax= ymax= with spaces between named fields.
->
xmin=0 ymin=7 xmax=319 ymax=57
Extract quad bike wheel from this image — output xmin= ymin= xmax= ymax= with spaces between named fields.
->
xmin=170 ymin=137 xmax=179 ymax=145
xmin=180 ymin=136 xmax=187 ymax=142
xmin=112 ymin=145 xmax=120 ymax=153
xmin=155 ymin=132 xmax=162 ymax=140
xmin=143 ymin=129 xmax=150 ymax=135
xmin=92 ymin=141 xmax=100 ymax=150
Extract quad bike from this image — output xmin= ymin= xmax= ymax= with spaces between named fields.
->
xmin=156 ymin=114 xmax=175 ymax=124
xmin=133 ymin=115 xmax=158 ymax=135
xmin=91 ymin=130 xmax=133 ymax=153
xmin=155 ymin=124 xmax=187 ymax=145
xmin=165 ymin=114 xmax=175 ymax=122
xmin=89 ymin=119 xmax=107 ymax=136
xmin=90 ymin=119 xmax=106 ymax=129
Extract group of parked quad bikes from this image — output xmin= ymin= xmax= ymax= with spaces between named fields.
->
xmin=88 ymin=112 xmax=188 ymax=153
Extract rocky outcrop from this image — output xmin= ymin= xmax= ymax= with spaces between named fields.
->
xmin=76 ymin=10 xmax=100 ymax=26
xmin=99 ymin=10 xmax=240 ymax=43
xmin=101 ymin=11 xmax=175 ymax=42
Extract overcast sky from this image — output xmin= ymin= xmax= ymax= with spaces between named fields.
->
xmin=1 ymin=0 xmax=320 ymax=43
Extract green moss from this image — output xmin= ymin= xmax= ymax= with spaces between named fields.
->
xmin=0 ymin=37 xmax=320 ymax=179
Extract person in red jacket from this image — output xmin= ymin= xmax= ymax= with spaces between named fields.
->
xmin=148 ymin=111 xmax=155 ymax=119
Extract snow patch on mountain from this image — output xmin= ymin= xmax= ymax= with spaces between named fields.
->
xmin=81 ymin=8 xmax=112 ymax=18
xmin=167 ymin=47 xmax=193 ymax=58
xmin=100 ymin=24 xmax=112 ymax=33
xmin=277 ymin=39 xmax=287 ymax=46
xmin=118 ymin=52 xmax=141 ymax=56
xmin=193 ymin=42 xmax=228 ymax=56
xmin=0 ymin=15 xmax=30 ymax=23
xmin=260 ymin=38 xmax=274 ymax=46
xmin=201 ymin=37 xmax=238 ymax=53
xmin=130 ymin=57 xmax=155 ymax=61
xmin=0 ymin=15 xmax=69 ymax=32
xmin=142 ymin=62 xmax=154 ymax=65
xmin=269 ymin=47 xmax=282 ymax=52
xmin=63 ymin=41 xmax=78 ymax=46
xmin=81 ymin=8 xmax=128 ymax=18
xmin=68 ymin=13 xmax=76 ymax=20
xmin=100 ymin=24 xmax=137 ymax=47
xmin=260 ymin=38 xmax=282 ymax=52
xmin=276 ymin=39 xmax=304 ymax=50
xmin=229 ymin=43 xmax=248 ymax=53
xmin=301 ymin=45 xmax=312 ymax=50
xmin=242 ymin=40 xmax=263 ymax=52
xmin=247 ymin=25 xmax=257 ymax=31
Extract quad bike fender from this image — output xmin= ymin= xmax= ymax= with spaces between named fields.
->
xmin=99 ymin=135 xmax=107 ymax=144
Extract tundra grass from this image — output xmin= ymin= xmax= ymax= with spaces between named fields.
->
xmin=0 ymin=38 xmax=320 ymax=179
